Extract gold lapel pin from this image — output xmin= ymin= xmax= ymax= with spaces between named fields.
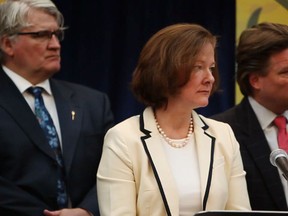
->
xmin=71 ymin=111 xmax=75 ymax=120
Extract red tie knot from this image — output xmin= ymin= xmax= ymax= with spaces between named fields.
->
xmin=274 ymin=116 xmax=287 ymax=130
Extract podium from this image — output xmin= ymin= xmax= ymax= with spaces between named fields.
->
xmin=194 ymin=210 xmax=288 ymax=216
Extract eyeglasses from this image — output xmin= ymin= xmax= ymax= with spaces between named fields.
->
xmin=16 ymin=29 xmax=65 ymax=41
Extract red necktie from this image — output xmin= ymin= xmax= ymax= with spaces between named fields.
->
xmin=274 ymin=116 xmax=288 ymax=152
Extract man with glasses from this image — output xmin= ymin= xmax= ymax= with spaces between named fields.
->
xmin=0 ymin=0 xmax=114 ymax=216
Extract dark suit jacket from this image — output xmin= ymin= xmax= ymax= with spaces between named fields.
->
xmin=0 ymin=69 xmax=114 ymax=216
xmin=211 ymin=97 xmax=287 ymax=211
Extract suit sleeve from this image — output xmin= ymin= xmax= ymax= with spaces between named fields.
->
xmin=97 ymin=125 xmax=137 ymax=216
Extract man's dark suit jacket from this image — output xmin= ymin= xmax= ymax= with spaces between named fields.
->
xmin=0 ymin=69 xmax=114 ymax=216
xmin=211 ymin=97 xmax=287 ymax=211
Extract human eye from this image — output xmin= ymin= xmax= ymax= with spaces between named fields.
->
xmin=279 ymin=70 xmax=288 ymax=77
xmin=54 ymin=29 xmax=64 ymax=41
xmin=192 ymin=65 xmax=203 ymax=71
xmin=209 ymin=66 xmax=216 ymax=72
xmin=31 ymin=31 xmax=51 ymax=40
xmin=16 ymin=30 xmax=51 ymax=41
xmin=31 ymin=30 xmax=64 ymax=41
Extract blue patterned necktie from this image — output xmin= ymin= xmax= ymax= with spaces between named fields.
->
xmin=28 ymin=87 xmax=68 ymax=208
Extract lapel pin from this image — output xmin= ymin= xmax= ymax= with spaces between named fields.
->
xmin=71 ymin=111 xmax=75 ymax=120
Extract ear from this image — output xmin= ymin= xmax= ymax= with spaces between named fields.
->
xmin=0 ymin=36 xmax=15 ymax=57
xmin=249 ymin=73 xmax=261 ymax=90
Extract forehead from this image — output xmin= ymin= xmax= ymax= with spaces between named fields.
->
xmin=25 ymin=8 xmax=58 ymax=29
xmin=269 ymin=49 xmax=288 ymax=69
xmin=194 ymin=43 xmax=215 ymax=62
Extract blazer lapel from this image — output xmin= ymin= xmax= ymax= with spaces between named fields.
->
xmin=193 ymin=112 xmax=215 ymax=210
xmin=139 ymin=108 xmax=217 ymax=214
xmin=237 ymin=98 xmax=286 ymax=209
xmin=50 ymin=79 xmax=82 ymax=175
xmin=0 ymin=71 xmax=55 ymax=159
xmin=139 ymin=107 xmax=179 ymax=216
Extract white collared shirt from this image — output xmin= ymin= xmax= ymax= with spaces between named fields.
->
xmin=2 ymin=65 xmax=63 ymax=148
xmin=248 ymin=96 xmax=288 ymax=205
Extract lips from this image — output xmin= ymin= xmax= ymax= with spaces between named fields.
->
xmin=198 ymin=90 xmax=210 ymax=93
xmin=47 ymin=54 xmax=60 ymax=57
xmin=46 ymin=55 xmax=60 ymax=60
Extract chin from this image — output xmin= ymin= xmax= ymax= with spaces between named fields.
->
xmin=47 ymin=64 xmax=61 ymax=72
xmin=198 ymin=101 xmax=209 ymax=107
xmin=44 ymin=67 xmax=60 ymax=75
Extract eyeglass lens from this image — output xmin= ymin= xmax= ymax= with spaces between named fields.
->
xmin=16 ymin=29 xmax=65 ymax=41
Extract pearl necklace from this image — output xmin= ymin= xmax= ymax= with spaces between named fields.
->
xmin=155 ymin=116 xmax=194 ymax=148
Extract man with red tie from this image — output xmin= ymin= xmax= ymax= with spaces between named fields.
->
xmin=212 ymin=22 xmax=288 ymax=211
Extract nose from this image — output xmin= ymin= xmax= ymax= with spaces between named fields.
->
xmin=47 ymin=35 xmax=61 ymax=49
xmin=205 ymin=69 xmax=215 ymax=84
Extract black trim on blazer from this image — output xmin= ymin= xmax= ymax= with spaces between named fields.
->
xmin=139 ymin=112 xmax=172 ymax=216
xmin=139 ymin=112 xmax=215 ymax=214
xmin=199 ymin=117 xmax=215 ymax=210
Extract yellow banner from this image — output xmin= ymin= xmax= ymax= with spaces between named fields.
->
xmin=236 ymin=0 xmax=288 ymax=103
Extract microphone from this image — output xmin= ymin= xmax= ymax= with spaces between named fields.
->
xmin=270 ymin=149 xmax=288 ymax=180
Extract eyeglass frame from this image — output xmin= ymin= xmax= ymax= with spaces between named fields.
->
xmin=15 ymin=28 xmax=66 ymax=42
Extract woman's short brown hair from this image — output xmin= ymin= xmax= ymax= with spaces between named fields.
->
xmin=131 ymin=23 xmax=218 ymax=108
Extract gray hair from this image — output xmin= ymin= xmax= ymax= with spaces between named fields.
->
xmin=0 ymin=0 xmax=64 ymax=62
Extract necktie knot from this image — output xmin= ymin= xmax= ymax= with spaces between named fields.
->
xmin=28 ymin=86 xmax=43 ymax=98
xmin=274 ymin=116 xmax=287 ymax=130
xmin=274 ymin=115 xmax=288 ymax=153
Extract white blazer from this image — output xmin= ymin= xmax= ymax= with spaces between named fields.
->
xmin=97 ymin=107 xmax=251 ymax=215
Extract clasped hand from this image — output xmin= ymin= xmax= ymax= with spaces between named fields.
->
xmin=43 ymin=208 xmax=92 ymax=216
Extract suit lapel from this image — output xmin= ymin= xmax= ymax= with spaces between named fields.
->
xmin=0 ymin=71 xmax=82 ymax=174
xmin=237 ymin=98 xmax=286 ymax=209
xmin=193 ymin=113 xmax=215 ymax=210
xmin=50 ymin=80 xmax=82 ymax=175
xmin=0 ymin=71 xmax=55 ymax=159
xmin=139 ymin=107 xmax=178 ymax=216
xmin=139 ymin=108 xmax=216 ymax=214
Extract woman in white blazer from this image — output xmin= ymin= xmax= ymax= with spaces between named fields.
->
xmin=97 ymin=23 xmax=251 ymax=216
